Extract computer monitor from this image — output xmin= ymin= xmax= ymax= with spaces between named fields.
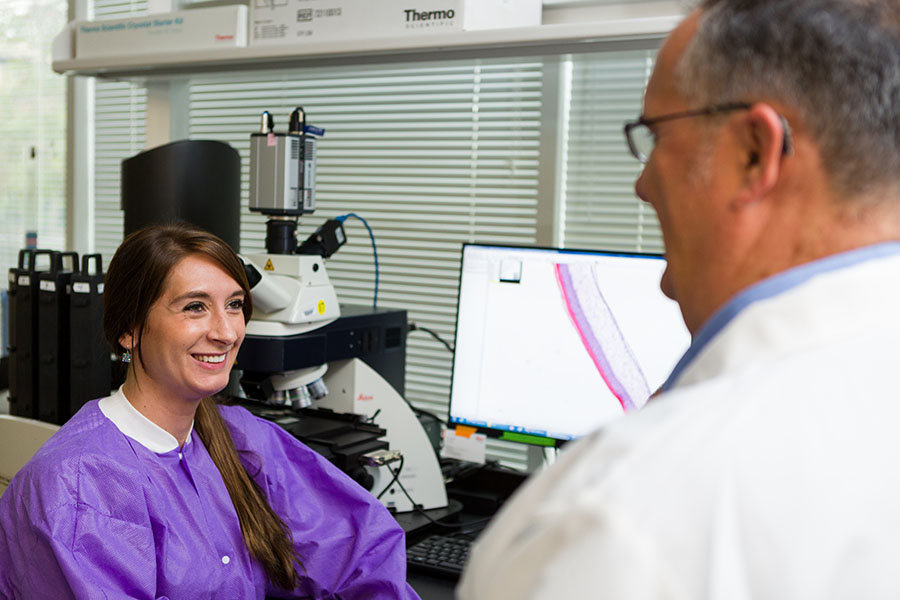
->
xmin=447 ymin=243 xmax=691 ymax=447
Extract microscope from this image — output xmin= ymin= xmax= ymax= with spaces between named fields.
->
xmin=238 ymin=108 xmax=447 ymax=513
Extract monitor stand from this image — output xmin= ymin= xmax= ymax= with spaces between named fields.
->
xmin=525 ymin=445 xmax=559 ymax=473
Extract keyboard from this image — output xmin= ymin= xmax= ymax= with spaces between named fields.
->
xmin=406 ymin=534 xmax=474 ymax=579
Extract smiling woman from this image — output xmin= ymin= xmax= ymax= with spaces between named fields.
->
xmin=118 ymin=262 xmax=246 ymax=434
xmin=0 ymin=223 xmax=419 ymax=600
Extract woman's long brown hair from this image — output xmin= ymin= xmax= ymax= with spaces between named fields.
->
xmin=103 ymin=222 xmax=301 ymax=590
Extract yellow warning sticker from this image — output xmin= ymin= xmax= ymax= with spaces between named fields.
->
xmin=264 ymin=259 xmax=274 ymax=271
xmin=317 ymin=300 xmax=326 ymax=314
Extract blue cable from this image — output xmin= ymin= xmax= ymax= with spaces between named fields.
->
xmin=335 ymin=212 xmax=378 ymax=310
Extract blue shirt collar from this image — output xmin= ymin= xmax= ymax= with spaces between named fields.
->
xmin=662 ymin=242 xmax=900 ymax=391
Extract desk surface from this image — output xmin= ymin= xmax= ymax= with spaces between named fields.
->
xmin=409 ymin=571 xmax=457 ymax=599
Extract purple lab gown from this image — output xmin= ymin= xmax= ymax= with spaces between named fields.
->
xmin=0 ymin=400 xmax=419 ymax=599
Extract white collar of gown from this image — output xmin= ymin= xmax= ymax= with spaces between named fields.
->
xmin=98 ymin=387 xmax=194 ymax=454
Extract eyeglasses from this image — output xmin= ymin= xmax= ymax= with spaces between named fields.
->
xmin=623 ymin=102 xmax=752 ymax=163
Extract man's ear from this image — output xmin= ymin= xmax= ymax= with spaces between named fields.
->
xmin=732 ymin=103 xmax=788 ymax=207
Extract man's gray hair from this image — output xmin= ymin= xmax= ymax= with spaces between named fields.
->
xmin=677 ymin=0 xmax=900 ymax=196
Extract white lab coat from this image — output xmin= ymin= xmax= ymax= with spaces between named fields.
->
xmin=458 ymin=246 xmax=900 ymax=600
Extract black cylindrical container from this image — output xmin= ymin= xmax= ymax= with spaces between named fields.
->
xmin=121 ymin=140 xmax=241 ymax=251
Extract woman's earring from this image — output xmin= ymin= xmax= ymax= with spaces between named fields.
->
xmin=121 ymin=350 xmax=132 ymax=364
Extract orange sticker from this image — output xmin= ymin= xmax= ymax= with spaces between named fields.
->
xmin=455 ymin=425 xmax=476 ymax=438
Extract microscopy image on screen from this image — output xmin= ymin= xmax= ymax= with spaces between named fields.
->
xmin=449 ymin=244 xmax=690 ymax=442
xmin=555 ymin=262 xmax=650 ymax=412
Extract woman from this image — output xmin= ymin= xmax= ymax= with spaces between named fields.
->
xmin=0 ymin=223 xmax=419 ymax=599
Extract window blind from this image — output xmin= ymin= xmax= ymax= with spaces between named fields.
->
xmin=560 ymin=49 xmax=662 ymax=253
xmin=93 ymin=82 xmax=146 ymax=259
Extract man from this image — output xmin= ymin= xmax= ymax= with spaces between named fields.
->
xmin=458 ymin=1 xmax=900 ymax=598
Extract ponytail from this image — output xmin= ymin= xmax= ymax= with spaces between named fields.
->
xmin=194 ymin=397 xmax=301 ymax=590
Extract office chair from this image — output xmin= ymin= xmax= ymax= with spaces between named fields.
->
xmin=0 ymin=415 xmax=59 ymax=497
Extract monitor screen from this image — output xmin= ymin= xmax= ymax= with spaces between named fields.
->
xmin=448 ymin=243 xmax=691 ymax=446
